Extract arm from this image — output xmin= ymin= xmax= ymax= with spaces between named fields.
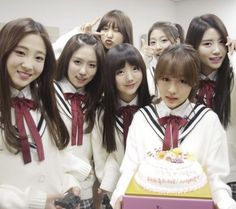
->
xmin=110 ymin=115 xmax=141 ymax=208
xmin=52 ymin=27 xmax=80 ymax=59
xmin=206 ymin=114 xmax=236 ymax=209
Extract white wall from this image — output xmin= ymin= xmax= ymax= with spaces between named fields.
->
xmin=175 ymin=0 xmax=236 ymax=38
xmin=1 ymin=0 xmax=236 ymax=46
xmin=0 ymin=0 xmax=176 ymax=47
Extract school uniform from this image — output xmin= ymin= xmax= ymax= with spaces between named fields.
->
xmin=93 ymin=97 xmax=139 ymax=194
xmin=110 ymin=100 xmax=235 ymax=209
xmin=54 ymin=78 xmax=98 ymax=209
xmin=0 ymin=86 xmax=84 ymax=209
xmin=226 ymin=52 xmax=236 ymax=200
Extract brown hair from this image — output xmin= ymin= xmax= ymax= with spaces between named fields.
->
xmin=0 ymin=17 xmax=69 ymax=152
xmin=155 ymin=44 xmax=200 ymax=101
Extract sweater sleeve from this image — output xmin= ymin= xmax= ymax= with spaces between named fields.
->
xmin=91 ymin=110 xmax=109 ymax=183
xmin=99 ymin=153 xmax=120 ymax=192
xmin=110 ymin=114 xmax=141 ymax=208
xmin=53 ymin=27 xmax=80 ymax=59
xmin=0 ymin=185 xmax=46 ymax=209
xmin=206 ymin=113 xmax=236 ymax=209
xmin=61 ymin=150 xmax=91 ymax=182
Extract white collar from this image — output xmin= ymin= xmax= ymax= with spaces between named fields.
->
xmin=118 ymin=95 xmax=138 ymax=108
xmin=157 ymin=99 xmax=194 ymax=118
xmin=10 ymin=85 xmax=33 ymax=100
xmin=58 ymin=78 xmax=86 ymax=95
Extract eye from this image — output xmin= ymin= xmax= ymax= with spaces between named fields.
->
xmin=180 ymin=79 xmax=187 ymax=84
xmin=102 ymin=26 xmax=109 ymax=31
xmin=14 ymin=49 xmax=25 ymax=56
xmin=113 ymin=27 xmax=119 ymax=32
xmin=89 ymin=63 xmax=96 ymax=68
xmin=161 ymin=38 xmax=168 ymax=43
xmin=36 ymin=55 xmax=45 ymax=62
xmin=150 ymin=41 xmax=156 ymax=46
xmin=116 ymin=69 xmax=124 ymax=75
xmin=73 ymin=59 xmax=81 ymax=65
xmin=161 ymin=77 xmax=169 ymax=82
xmin=133 ymin=66 xmax=140 ymax=71
xmin=202 ymin=41 xmax=212 ymax=47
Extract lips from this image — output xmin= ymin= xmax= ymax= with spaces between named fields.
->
xmin=209 ymin=56 xmax=222 ymax=64
xmin=18 ymin=70 xmax=31 ymax=79
xmin=105 ymin=39 xmax=113 ymax=46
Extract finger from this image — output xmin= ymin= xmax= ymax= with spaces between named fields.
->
xmin=91 ymin=17 xmax=100 ymax=27
xmin=141 ymin=38 xmax=146 ymax=47
xmin=47 ymin=193 xmax=64 ymax=201
xmin=93 ymin=31 xmax=104 ymax=36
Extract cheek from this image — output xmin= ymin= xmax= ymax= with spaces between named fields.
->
xmin=35 ymin=62 xmax=44 ymax=75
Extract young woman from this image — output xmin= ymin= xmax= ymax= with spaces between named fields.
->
xmin=140 ymin=21 xmax=184 ymax=96
xmin=110 ymin=43 xmax=236 ymax=209
xmin=0 ymin=17 xmax=83 ymax=209
xmin=185 ymin=13 xmax=236 ymax=200
xmin=93 ymin=43 xmax=151 ymax=199
xmin=54 ymin=33 xmax=105 ymax=209
xmin=53 ymin=9 xmax=133 ymax=58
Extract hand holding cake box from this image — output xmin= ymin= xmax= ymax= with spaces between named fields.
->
xmin=110 ymin=44 xmax=236 ymax=209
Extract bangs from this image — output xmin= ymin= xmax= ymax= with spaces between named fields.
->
xmin=156 ymin=48 xmax=199 ymax=87
xmin=99 ymin=16 xmax=120 ymax=30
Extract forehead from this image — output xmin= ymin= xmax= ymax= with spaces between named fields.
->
xmin=150 ymin=29 xmax=167 ymax=39
xmin=202 ymin=28 xmax=221 ymax=40
xmin=72 ymin=45 xmax=97 ymax=61
xmin=17 ymin=34 xmax=46 ymax=54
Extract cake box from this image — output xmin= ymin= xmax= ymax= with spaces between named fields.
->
xmin=122 ymin=177 xmax=214 ymax=209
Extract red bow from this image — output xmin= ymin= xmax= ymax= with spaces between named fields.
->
xmin=117 ymin=105 xmax=138 ymax=149
xmin=11 ymin=97 xmax=44 ymax=164
xmin=158 ymin=115 xmax=187 ymax=151
xmin=64 ymin=93 xmax=86 ymax=146
xmin=197 ymin=79 xmax=216 ymax=107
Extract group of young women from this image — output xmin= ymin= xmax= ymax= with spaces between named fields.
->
xmin=0 ymin=9 xmax=235 ymax=209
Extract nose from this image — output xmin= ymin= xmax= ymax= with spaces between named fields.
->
xmin=168 ymin=81 xmax=177 ymax=94
xmin=212 ymin=43 xmax=221 ymax=54
xmin=155 ymin=42 xmax=163 ymax=50
xmin=21 ymin=58 xmax=33 ymax=70
xmin=106 ymin=29 xmax=113 ymax=38
xmin=126 ymin=71 xmax=134 ymax=82
xmin=78 ymin=64 xmax=87 ymax=75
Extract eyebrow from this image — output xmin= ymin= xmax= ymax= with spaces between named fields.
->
xmin=16 ymin=45 xmax=46 ymax=56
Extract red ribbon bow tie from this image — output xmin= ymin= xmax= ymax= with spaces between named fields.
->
xmin=158 ymin=115 xmax=187 ymax=151
xmin=11 ymin=97 xmax=44 ymax=164
xmin=197 ymin=79 xmax=216 ymax=107
xmin=117 ymin=105 xmax=138 ymax=149
xmin=64 ymin=93 xmax=86 ymax=146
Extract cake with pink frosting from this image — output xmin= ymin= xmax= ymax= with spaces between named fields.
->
xmin=134 ymin=148 xmax=207 ymax=194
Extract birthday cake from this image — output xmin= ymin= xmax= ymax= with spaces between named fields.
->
xmin=134 ymin=148 xmax=207 ymax=194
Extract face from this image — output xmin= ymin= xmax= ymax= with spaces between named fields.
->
xmin=197 ymin=28 xmax=227 ymax=76
xmin=7 ymin=34 xmax=46 ymax=90
xmin=100 ymin=23 xmax=124 ymax=50
xmin=115 ymin=62 xmax=143 ymax=103
xmin=157 ymin=76 xmax=192 ymax=109
xmin=149 ymin=29 xmax=173 ymax=60
xmin=68 ymin=45 xmax=97 ymax=89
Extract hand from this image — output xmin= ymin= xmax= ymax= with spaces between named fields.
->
xmin=80 ymin=17 xmax=103 ymax=36
xmin=45 ymin=193 xmax=64 ymax=209
xmin=114 ymin=196 xmax=122 ymax=209
xmin=226 ymin=36 xmax=236 ymax=54
xmin=97 ymin=188 xmax=108 ymax=194
xmin=140 ymin=38 xmax=154 ymax=58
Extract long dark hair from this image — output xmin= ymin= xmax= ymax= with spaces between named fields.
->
xmin=0 ymin=17 xmax=69 ymax=152
xmin=56 ymin=33 xmax=105 ymax=132
xmin=185 ymin=14 xmax=233 ymax=128
xmin=101 ymin=43 xmax=151 ymax=152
